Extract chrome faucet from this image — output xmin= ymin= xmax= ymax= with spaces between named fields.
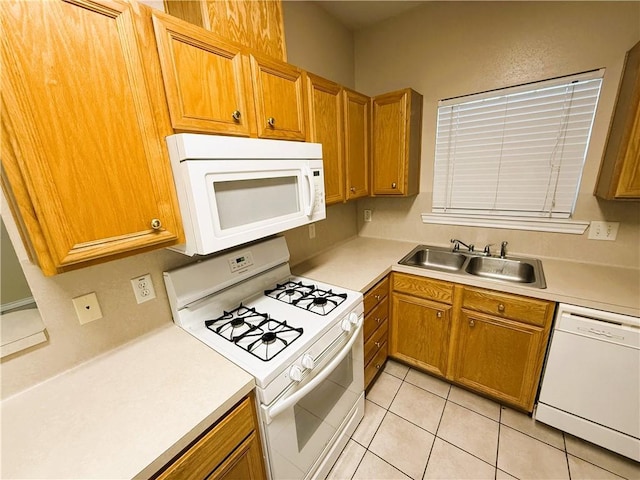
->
xmin=483 ymin=244 xmax=494 ymax=256
xmin=500 ymin=241 xmax=508 ymax=258
xmin=451 ymin=238 xmax=474 ymax=252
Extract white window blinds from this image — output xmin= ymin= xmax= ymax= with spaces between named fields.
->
xmin=433 ymin=70 xmax=603 ymax=218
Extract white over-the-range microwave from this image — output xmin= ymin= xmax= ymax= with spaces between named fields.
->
xmin=166 ymin=133 xmax=326 ymax=256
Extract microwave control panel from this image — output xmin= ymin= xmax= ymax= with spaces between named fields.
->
xmin=312 ymin=169 xmax=324 ymax=212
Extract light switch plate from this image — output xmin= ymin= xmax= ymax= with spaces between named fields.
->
xmin=72 ymin=292 xmax=103 ymax=324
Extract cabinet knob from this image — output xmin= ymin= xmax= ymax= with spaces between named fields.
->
xmin=436 ymin=311 xmax=442 ymax=318
xmin=350 ymin=186 xmax=356 ymax=193
xmin=150 ymin=218 xmax=162 ymax=230
xmin=375 ymin=341 xmax=381 ymax=348
xmin=498 ymin=303 xmax=505 ymax=312
xmin=469 ymin=319 xmax=475 ymax=327
xmin=374 ymin=294 xmax=381 ymax=301
xmin=267 ymin=117 xmax=276 ymax=127
xmin=232 ymin=110 xmax=241 ymax=121
xmin=376 ymin=363 xmax=382 ymax=370
xmin=391 ymin=182 xmax=397 ymax=189
xmin=376 ymin=317 xmax=382 ymax=324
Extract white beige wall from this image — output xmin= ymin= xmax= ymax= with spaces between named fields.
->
xmin=0 ymin=1 xmax=356 ymax=399
xmin=355 ymin=1 xmax=640 ymax=267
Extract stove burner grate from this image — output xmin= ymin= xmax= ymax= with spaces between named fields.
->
xmin=204 ymin=304 xmax=303 ymax=361
xmin=265 ymin=280 xmax=348 ymax=316
xmin=204 ymin=304 xmax=267 ymax=342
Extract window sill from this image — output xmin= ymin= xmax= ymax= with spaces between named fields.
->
xmin=421 ymin=213 xmax=589 ymax=234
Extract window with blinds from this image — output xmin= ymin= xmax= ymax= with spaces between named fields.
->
xmin=432 ymin=70 xmax=604 ymax=219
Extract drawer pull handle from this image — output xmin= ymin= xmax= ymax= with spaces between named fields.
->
xmin=375 ymin=341 xmax=381 ymax=348
xmin=469 ymin=319 xmax=475 ymax=327
xmin=498 ymin=303 xmax=505 ymax=312
xmin=374 ymin=294 xmax=381 ymax=301
xmin=436 ymin=311 xmax=442 ymax=318
xmin=376 ymin=317 xmax=382 ymax=324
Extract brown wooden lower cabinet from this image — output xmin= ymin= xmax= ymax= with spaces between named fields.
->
xmin=452 ymin=310 xmax=547 ymax=411
xmin=390 ymin=292 xmax=452 ymax=377
xmin=386 ymin=272 xmax=554 ymax=412
xmin=154 ymin=394 xmax=266 ymax=480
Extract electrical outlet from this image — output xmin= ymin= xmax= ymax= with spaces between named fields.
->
xmin=364 ymin=209 xmax=372 ymax=222
xmin=72 ymin=292 xmax=103 ymax=324
xmin=588 ymin=221 xmax=620 ymax=241
xmin=131 ymin=273 xmax=156 ymax=304
xmin=309 ymin=223 xmax=316 ymax=239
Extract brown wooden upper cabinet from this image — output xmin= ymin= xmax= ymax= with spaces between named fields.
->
xmin=249 ymin=53 xmax=307 ymax=141
xmin=1 ymin=0 xmax=183 ymax=276
xmin=151 ymin=12 xmax=305 ymax=141
xmin=304 ymin=73 xmax=345 ymax=204
xmin=152 ymin=11 xmax=255 ymax=136
xmin=595 ymin=40 xmax=640 ymax=199
xmin=344 ymin=88 xmax=371 ymax=201
xmin=372 ymin=88 xmax=423 ymax=196
xmin=164 ymin=0 xmax=287 ymax=61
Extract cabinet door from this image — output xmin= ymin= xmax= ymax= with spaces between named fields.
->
xmin=343 ymin=89 xmax=370 ymax=200
xmin=595 ymin=40 xmax=640 ymax=199
xmin=1 ymin=0 xmax=182 ymax=275
xmin=390 ymin=292 xmax=452 ymax=377
xmin=152 ymin=11 xmax=254 ymax=136
xmin=453 ymin=310 xmax=546 ymax=411
xmin=372 ymin=89 xmax=422 ymax=196
xmin=304 ymin=73 xmax=345 ymax=204
xmin=203 ymin=0 xmax=286 ymax=61
xmin=209 ymin=432 xmax=266 ymax=480
xmin=249 ymin=54 xmax=306 ymax=141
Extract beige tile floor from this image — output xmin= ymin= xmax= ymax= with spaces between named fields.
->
xmin=328 ymin=360 xmax=640 ymax=480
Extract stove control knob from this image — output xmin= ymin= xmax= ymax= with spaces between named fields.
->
xmin=341 ymin=318 xmax=352 ymax=332
xmin=348 ymin=312 xmax=359 ymax=325
xmin=301 ymin=354 xmax=315 ymax=370
xmin=289 ymin=365 xmax=304 ymax=382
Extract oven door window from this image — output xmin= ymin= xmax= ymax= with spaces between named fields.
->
xmin=213 ymin=176 xmax=300 ymax=230
xmin=266 ymin=350 xmax=361 ymax=480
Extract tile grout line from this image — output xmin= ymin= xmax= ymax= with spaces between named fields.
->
xmin=495 ymin=405 xmax=502 ymax=480
xmin=420 ymin=384 xmax=450 ymax=479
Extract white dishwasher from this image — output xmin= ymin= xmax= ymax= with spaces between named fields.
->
xmin=536 ymin=303 xmax=640 ymax=461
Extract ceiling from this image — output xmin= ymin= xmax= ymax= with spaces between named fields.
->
xmin=313 ymin=1 xmax=425 ymax=30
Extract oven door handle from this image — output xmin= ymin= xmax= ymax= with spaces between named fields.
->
xmin=264 ymin=318 xmax=363 ymax=423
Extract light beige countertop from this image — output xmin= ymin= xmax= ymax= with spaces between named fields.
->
xmin=293 ymin=236 xmax=640 ymax=317
xmin=1 ymin=324 xmax=254 ymax=480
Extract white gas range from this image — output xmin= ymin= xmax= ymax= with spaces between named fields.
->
xmin=164 ymin=236 xmax=365 ymax=480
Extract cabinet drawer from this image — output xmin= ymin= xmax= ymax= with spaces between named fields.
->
xmin=364 ymin=276 xmax=390 ymax=315
xmin=157 ymin=396 xmax=256 ymax=480
xmin=364 ymin=318 xmax=388 ymax=365
xmin=392 ymin=273 xmax=453 ymax=304
xmin=364 ymin=296 xmax=389 ymax=341
xmin=462 ymin=287 xmax=553 ymax=327
xmin=365 ymin=341 xmax=388 ymax=388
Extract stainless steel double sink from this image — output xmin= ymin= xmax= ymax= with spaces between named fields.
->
xmin=398 ymin=245 xmax=546 ymax=289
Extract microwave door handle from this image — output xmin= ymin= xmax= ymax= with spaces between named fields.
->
xmin=303 ymin=166 xmax=315 ymax=217
xmin=264 ymin=317 xmax=363 ymax=423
